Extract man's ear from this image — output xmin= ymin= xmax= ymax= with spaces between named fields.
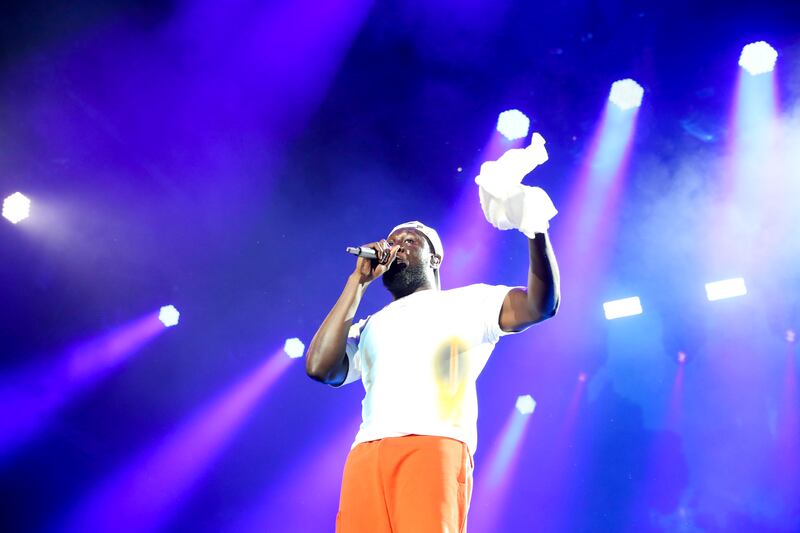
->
xmin=430 ymin=254 xmax=442 ymax=269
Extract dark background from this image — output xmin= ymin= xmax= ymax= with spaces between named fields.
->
xmin=1 ymin=1 xmax=799 ymax=531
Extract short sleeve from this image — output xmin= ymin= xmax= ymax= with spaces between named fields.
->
xmin=333 ymin=317 xmax=368 ymax=387
xmin=480 ymin=284 xmax=523 ymax=344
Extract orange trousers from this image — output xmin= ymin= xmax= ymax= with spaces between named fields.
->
xmin=336 ymin=435 xmax=474 ymax=533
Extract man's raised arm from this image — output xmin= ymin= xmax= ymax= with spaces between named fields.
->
xmin=500 ymin=232 xmax=560 ymax=332
xmin=474 ymin=131 xmax=561 ymax=332
xmin=306 ymin=240 xmax=398 ymax=385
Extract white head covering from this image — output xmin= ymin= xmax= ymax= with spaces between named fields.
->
xmin=390 ymin=221 xmax=443 ymax=289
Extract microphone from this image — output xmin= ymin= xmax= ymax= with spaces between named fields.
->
xmin=345 ymin=246 xmax=378 ymax=260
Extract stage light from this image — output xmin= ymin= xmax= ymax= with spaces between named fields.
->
xmin=2 ymin=192 xmax=31 ymax=224
xmin=786 ymin=330 xmax=796 ymax=343
xmin=283 ymin=338 xmax=305 ymax=359
xmin=496 ymin=109 xmax=530 ymax=141
xmin=603 ymin=296 xmax=642 ymax=320
xmin=608 ymin=79 xmax=644 ymax=111
xmin=738 ymin=41 xmax=778 ymax=75
xmin=677 ymin=351 xmax=687 ymax=364
xmin=158 ymin=305 xmax=180 ymax=327
xmin=515 ymin=394 xmax=536 ymax=415
xmin=705 ymin=278 xmax=747 ymax=301
xmin=578 ymin=372 xmax=587 ymax=383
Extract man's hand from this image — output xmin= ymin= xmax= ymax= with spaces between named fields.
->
xmin=352 ymin=239 xmax=400 ymax=285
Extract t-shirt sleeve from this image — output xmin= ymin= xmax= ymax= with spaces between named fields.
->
xmin=480 ymin=284 xmax=524 ymax=344
xmin=333 ymin=317 xmax=367 ymax=387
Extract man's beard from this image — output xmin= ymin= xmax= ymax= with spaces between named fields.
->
xmin=382 ymin=260 xmax=429 ymax=299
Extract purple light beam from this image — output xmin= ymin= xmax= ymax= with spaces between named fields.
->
xmin=234 ymin=417 xmax=362 ymax=532
xmin=62 ymin=348 xmax=293 ymax=533
xmin=0 ymin=311 xmax=165 ymax=458
xmin=566 ymin=101 xmax=639 ymax=259
xmin=471 ymin=408 xmax=533 ymax=532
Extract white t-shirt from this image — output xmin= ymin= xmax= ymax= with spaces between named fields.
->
xmin=338 ymin=283 xmax=519 ymax=455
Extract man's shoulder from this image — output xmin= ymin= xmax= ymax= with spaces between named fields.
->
xmin=444 ymin=283 xmax=507 ymax=295
xmin=439 ymin=283 xmax=514 ymax=304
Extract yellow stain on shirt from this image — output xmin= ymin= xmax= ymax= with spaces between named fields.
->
xmin=433 ymin=337 xmax=469 ymax=422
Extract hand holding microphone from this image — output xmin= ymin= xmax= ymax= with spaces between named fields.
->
xmin=346 ymin=246 xmax=379 ymax=260
xmin=347 ymin=239 xmax=399 ymax=285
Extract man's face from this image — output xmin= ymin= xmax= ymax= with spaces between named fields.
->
xmin=382 ymin=228 xmax=435 ymax=297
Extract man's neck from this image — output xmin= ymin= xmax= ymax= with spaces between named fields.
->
xmin=390 ymin=282 xmax=436 ymax=301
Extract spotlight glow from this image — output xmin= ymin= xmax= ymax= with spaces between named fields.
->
xmin=603 ymin=296 xmax=643 ymax=320
xmin=496 ymin=109 xmax=531 ymax=141
xmin=283 ymin=338 xmax=305 ymax=359
xmin=677 ymin=351 xmax=687 ymax=364
xmin=515 ymin=394 xmax=536 ymax=415
xmin=787 ymin=330 xmax=796 ymax=343
xmin=578 ymin=372 xmax=588 ymax=383
xmin=738 ymin=41 xmax=778 ymax=75
xmin=2 ymin=192 xmax=31 ymax=224
xmin=158 ymin=305 xmax=180 ymax=327
xmin=705 ymin=278 xmax=747 ymax=301
xmin=608 ymin=79 xmax=644 ymax=110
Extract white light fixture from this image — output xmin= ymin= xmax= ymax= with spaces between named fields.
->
xmin=738 ymin=41 xmax=778 ymax=75
xmin=284 ymin=337 xmax=305 ymax=359
xmin=515 ymin=394 xmax=536 ymax=415
xmin=496 ymin=109 xmax=531 ymax=141
xmin=159 ymin=305 xmax=181 ymax=327
xmin=603 ymin=296 xmax=643 ymax=320
xmin=609 ymin=79 xmax=644 ymax=110
xmin=705 ymin=278 xmax=747 ymax=301
xmin=2 ymin=192 xmax=31 ymax=224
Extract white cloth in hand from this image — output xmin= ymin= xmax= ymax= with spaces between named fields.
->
xmin=474 ymin=133 xmax=557 ymax=238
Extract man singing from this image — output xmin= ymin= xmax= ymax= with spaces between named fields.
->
xmin=306 ymin=133 xmax=560 ymax=532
